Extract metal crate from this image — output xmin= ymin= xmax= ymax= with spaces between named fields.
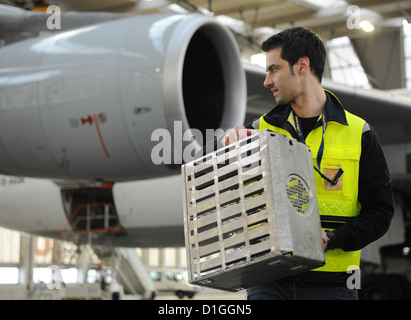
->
xmin=181 ymin=130 xmax=325 ymax=292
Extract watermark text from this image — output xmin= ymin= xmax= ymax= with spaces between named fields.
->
xmin=47 ymin=5 xmax=61 ymax=30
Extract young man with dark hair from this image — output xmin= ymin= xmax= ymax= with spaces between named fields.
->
xmin=222 ymin=27 xmax=393 ymax=300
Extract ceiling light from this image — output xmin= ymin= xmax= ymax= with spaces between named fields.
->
xmin=250 ymin=53 xmax=266 ymax=68
xmin=359 ymin=20 xmax=374 ymax=32
xmin=297 ymin=0 xmax=347 ymax=9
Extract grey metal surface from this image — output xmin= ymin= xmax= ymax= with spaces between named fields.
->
xmin=181 ymin=130 xmax=325 ymax=292
xmin=0 ymin=13 xmax=246 ymax=181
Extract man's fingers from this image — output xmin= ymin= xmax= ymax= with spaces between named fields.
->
xmin=322 ymin=230 xmax=329 ymax=250
xmin=221 ymin=126 xmax=243 ymax=146
xmin=238 ymin=128 xmax=259 ymax=141
xmin=221 ymin=126 xmax=258 ymax=146
xmin=248 ymin=129 xmax=259 ymax=136
xmin=223 ymin=129 xmax=240 ymax=146
xmin=238 ymin=128 xmax=249 ymax=141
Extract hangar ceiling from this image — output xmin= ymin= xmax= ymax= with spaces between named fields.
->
xmin=3 ymin=0 xmax=411 ymax=40
xmin=165 ymin=0 xmax=411 ymax=91
xmin=170 ymin=0 xmax=411 ymax=39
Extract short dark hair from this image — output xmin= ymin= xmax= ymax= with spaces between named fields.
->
xmin=261 ymin=27 xmax=326 ymax=82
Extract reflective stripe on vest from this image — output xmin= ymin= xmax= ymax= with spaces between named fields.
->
xmin=259 ymin=107 xmax=365 ymax=272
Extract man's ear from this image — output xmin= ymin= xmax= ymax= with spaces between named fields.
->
xmin=297 ymin=56 xmax=310 ymax=73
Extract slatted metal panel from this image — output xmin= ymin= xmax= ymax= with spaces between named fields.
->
xmin=181 ymin=130 xmax=325 ymax=292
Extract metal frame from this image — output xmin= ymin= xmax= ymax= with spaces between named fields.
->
xmin=181 ymin=130 xmax=325 ymax=292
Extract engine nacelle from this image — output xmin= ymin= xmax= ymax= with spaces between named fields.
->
xmin=0 ymin=14 xmax=246 ymax=181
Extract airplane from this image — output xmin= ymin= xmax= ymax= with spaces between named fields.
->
xmin=0 ymin=3 xmax=411 ymax=298
xmin=0 ymin=4 xmax=248 ymax=248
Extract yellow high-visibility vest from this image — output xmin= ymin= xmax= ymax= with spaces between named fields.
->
xmin=259 ymin=94 xmax=365 ymax=273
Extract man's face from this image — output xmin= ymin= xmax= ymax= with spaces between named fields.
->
xmin=264 ymin=47 xmax=301 ymax=105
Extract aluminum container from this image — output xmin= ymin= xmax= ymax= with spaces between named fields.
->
xmin=181 ymin=130 xmax=325 ymax=292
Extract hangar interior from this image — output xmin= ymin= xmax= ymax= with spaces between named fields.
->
xmin=0 ymin=0 xmax=411 ymax=300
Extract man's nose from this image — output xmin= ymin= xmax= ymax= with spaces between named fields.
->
xmin=264 ymin=74 xmax=273 ymax=88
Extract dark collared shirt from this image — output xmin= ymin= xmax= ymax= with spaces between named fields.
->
xmin=246 ymin=91 xmax=394 ymax=286
xmin=257 ymin=91 xmax=348 ymax=139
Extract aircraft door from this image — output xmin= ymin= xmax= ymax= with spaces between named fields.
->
xmin=60 ymin=186 xmax=125 ymax=238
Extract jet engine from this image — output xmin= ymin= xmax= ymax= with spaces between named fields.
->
xmin=0 ymin=14 xmax=246 ymax=181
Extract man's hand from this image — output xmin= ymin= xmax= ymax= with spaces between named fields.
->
xmin=221 ymin=125 xmax=258 ymax=146
xmin=322 ymin=230 xmax=329 ymax=251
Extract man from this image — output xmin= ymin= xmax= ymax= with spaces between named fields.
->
xmin=221 ymin=27 xmax=393 ymax=300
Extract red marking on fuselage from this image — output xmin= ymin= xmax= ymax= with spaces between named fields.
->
xmin=81 ymin=115 xmax=93 ymax=125
xmin=93 ymin=113 xmax=110 ymax=158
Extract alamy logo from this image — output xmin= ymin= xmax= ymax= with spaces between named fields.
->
xmin=47 ymin=265 xmax=62 ymax=289
xmin=150 ymin=121 xmax=260 ymax=175
xmin=47 ymin=5 xmax=61 ymax=30
xmin=150 ymin=121 xmax=260 ymax=176
xmin=346 ymin=5 xmax=361 ymax=30
xmin=150 ymin=121 xmax=225 ymax=165
xmin=346 ymin=265 xmax=361 ymax=289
